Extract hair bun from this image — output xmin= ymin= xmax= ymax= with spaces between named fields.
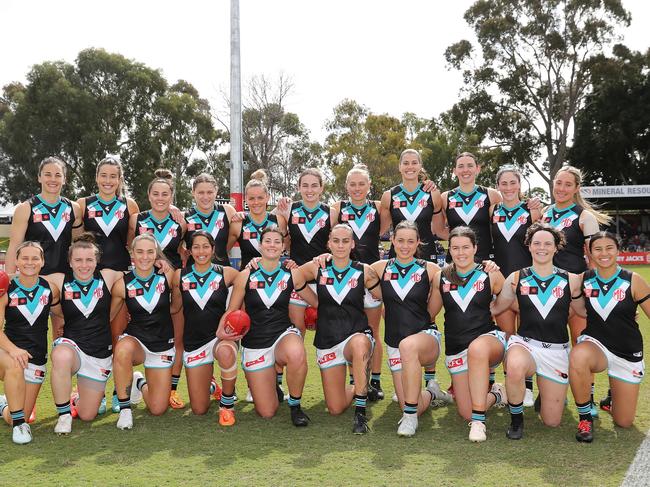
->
xmin=249 ymin=169 xmax=269 ymax=186
xmin=154 ymin=168 xmax=174 ymax=180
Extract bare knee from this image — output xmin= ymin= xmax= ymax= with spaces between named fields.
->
xmin=148 ymin=404 xmax=168 ymax=416
xmin=78 ymin=410 xmax=98 ymax=422
xmin=284 ymin=348 xmax=306 ymax=366
xmin=614 ymin=417 xmax=634 ymax=428
xmin=541 ymin=416 xmax=561 ymax=428
xmin=191 ymin=404 xmax=209 ymax=416
xmin=468 ymin=342 xmax=489 ymax=362
xmin=255 ymin=405 xmax=278 ymax=419
xmin=327 ymin=404 xmax=346 ymax=416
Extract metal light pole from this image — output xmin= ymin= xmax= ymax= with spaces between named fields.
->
xmin=230 ymin=0 xmax=243 ymax=211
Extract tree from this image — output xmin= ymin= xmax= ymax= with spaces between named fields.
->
xmin=569 ymin=45 xmax=650 ymax=185
xmin=445 ymin=0 xmax=630 ymax=195
xmin=0 ymin=48 xmax=222 ymax=207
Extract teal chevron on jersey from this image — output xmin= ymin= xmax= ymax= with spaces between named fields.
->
xmin=127 ymin=272 xmax=166 ymax=314
xmin=442 ymin=267 xmax=489 ymax=312
xmin=493 ymin=203 xmax=530 ymax=242
xmin=384 ymin=259 xmax=427 ymax=301
xmin=63 ymin=277 xmax=103 ymax=318
xmin=543 ymin=204 xmax=579 ymax=229
xmin=520 ymin=270 xmax=568 ymax=319
xmin=583 ymin=268 xmax=630 ymax=321
xmin=9 ymin=280 xmax=51 ymax=325
xmin=340 ymin=202 xmax=376 ymax=239
xmin=186 ymin=207 xmax=226 ymax=239
xmin=250 ymin=265 xmax=292 ymax=308
xmin=181 ymin=266 xmax=224 ymax=310
xmin=87 ymin=196 xmax=127 ymax=236
xmin=32 ymin=196 xmax=73 ymax=241
xmin=139 ymin=214 xmax=180 ymax=248
xmin=320 ymin=263 xmax=363 ymax=305
xmin=448 ymin=186 xmax=489 ymax=225
xmin=393 ymin=185 xmax=430 ymax=221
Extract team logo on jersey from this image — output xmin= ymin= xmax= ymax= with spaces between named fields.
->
xmin=32 ymin=199 xmax=72 ymax=241
xmin=64 ymin=279 xmax=104 ymax=318
xmin=583 ymin=274 xmax=630 ymax=321
xmin=341 ymin=204 xmax=377 ymax=240
xmin=88 ymin=198 xmax=127 ymax=236
xmin=182 ymin=268 xmax=224 ymax=310
xmin=493 ymin=205 xmax=530 ymax=242
xmin=186 ymin=209 xmax=227 ymax=240
xmin=250 ymin=268 xmax=291 ymax=309
xmin=127 ymin=274 xmax=166 ymax=314
xmin=448 ymin=189 xmax=488 ymax=226
xmin=319 ymin=266 xmax=362 ymax=305
xmin=393 ymin=187 xmax=430 ymax=223
xmin=442 ymin=271 xmax=488 ymax=312
xmin=386 ymin=261 xmax=427 ymax=301
xmin=8 ymin=285 xmax=51 ymax=326
xmin=291 ymin=206 xmax=328 ymax=243
xmin=543 ymin=206 xmax=579 ymax=231
xmin=520 ymin=274 xmax=568 ymax=319
xmin=138 ymin=215 xmax=180 ymax=249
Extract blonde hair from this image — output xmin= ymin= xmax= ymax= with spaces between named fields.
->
xmin=555 ymin=166 xmax=611 ymax=227
xmin=298 ymin=168 xmax=324 ymax=187
xmin=96 ymin=156 xmax=126 ymax=197
xmin=16 ymin=241 xmax=44 ymax=261
xmin=130 ymin=233 xmax=165 ymax=261
xmin=346 ymin=163 xmax=370 ymax=184
xmin=192 ymin=173 xmax=218 ymax=191
xmin=245 ymin=169 xmax=269 ymax=194
xmin=148 ymin=168 xmax=175 ymax=195
xmin=399 ymin=149 xmax=429 ymax=182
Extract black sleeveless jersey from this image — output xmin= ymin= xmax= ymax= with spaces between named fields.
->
xmin=184 ymin=205 xmax=230 ymax=267
xmin=446 ymin=185 xmax=493 ymax=261
xmin=288 ymin=202 xmax=331 ymax=265
xmin=516 ymin=267 xmax=570 ymax=344
xmin=180 ymin=264 xmax=229 ymax=351
xmin=25 ymin=195 xmax=75 ymax=274
xmin=389 ymin=184 xmax=442 ymax=262
xmin=491 ymin=202 xmax=533 ymax=277
xmin=243 ymin=264 xmax=294 ymax=349
xmin=542 ymin=204 xmax=588 ymax=273
xmin=123 ymin=269 xmax=174 ymax=352
xmin=338 ymin=201 xmax=380 ymax=264
xmin=314 ymin=261 xmax=369 ymax=349
xmin=83 ymin=195 xmax=130 ymax=271
xmin=439 ymin=265 xmax=496 ymax=355
xmin=4 ymin=277 xmax=52 ymax=366
xmin=582 ymin=268 xmax=643 ymax=362
xmin=237 ymin=212 xmax=279 ymax=269
xmin=380 ymin=259 xmax=433 ymax=348
xmin=135 ymin=211 xmax=183 ymax=269
xmin=61 ymin=271 xmax=112 ymax=358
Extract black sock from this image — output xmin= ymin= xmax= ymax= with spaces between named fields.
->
xmin=508 ymin=401 xmax=524 ymax=426
xmin=287 ymin=395 xmax=301 ymax=410
xmin=55 ymin=401 xmax=71 ymax=416
xmin=576 ymin=400 xmax=592 ymax=422
xmin=354 ymin=394 xmax=367 ymax=415
xmin=525 ymin=377 xmax=533 ymax=392
xmin=136 ymin=376 xmax=147 ymax=392
xmin=370 ymin=373 xmax=381 ymax=388
xmin=10 ymin=410 xmax=25 ymax=427
xmin=171 ymin=374 xmax=180 ymax=391
xmin=118 ymin=396 xmax=131 ymax=410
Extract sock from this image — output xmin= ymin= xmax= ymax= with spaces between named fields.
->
xmin=56 ymin=401 xmax=71 ymax=416
xmin=471 ymin=409 xmax=486 ymax=424
xmin=489 ymin=371 xmax=496 ymax=387
xmin=490 ymin=388 xmax=502 ymax=405
xmin=424 ymin=371 xmax=436 ymax=385
xmin=0 ymin=402 xmax=7 ymax=417
xmin=508 ymin=401 xmax=524 ymax=426
xmin=171 ymin=374 xmax=180 ymax=391
xmin=136 ymin=376 xmax=147 ymax=392
xmin=287 ymin=395 xmax=301 ymax=409
xmin=10 ymin=410 xmax=25 ymax=427
xmin=525 ymin=377 xmax=534 ymax=392
xmin=118 ymin=395 xmax=131 ymax=410
xmin=276 ymin=372 xmax=284 ymax=386
xmin=354 ymin=394 xmax=367 ymax=415
xmin=403 ymin=402 xmax=418 ymax=415
xmin=220 ymin=392 xmax=235 ymax=410
xmin=349 ymin=373 xmax=355 ymax=385
xmin=590 ymin=383 xmax=595 ymax=403
xmin=209 ymin=382 xmax=216 ymax=395
xmin=576 ymin=400 xmax=592 ymax=422
xmin=113 ymin=388 xmax=118 ymax=398
xmin=370 ymin=373 xmax=381 ymax=387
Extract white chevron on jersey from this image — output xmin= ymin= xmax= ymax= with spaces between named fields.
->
xmin=10 ymin=289 xmax=51 ymax=326
xmin=35 ymin=205 xmax=72 ymax=241
xmin=394 ymin=193 xmax=430 ymax=223
xmin=445 ymin=273 xmax=488 ymax=312
xmin=64 ymin=280 xmax=103 ymax=318
xmin=449 ymin=193 xmax=488 ymax=225
xmin=527 ymin=280 xmax=568 ymax=319
xmin=546 ymin=211 xmax=579 ymax=231
xmin=343 ymin=206 xmax=376 ymax=240
xmin=293 ymin=210 xmax=328 ymax=243
xmin=322 ymin=267 xmax=362 ymax=305
xmin=389 ymin=266 xmax=427 ymax=301
xmin=90 ymin=199 xmax=126 ymax=236
xmin=494 ymin=207 xmax=530 ymax=242
xmin=252 ymin=272 xmax=291 ymax=309
xmin=128 ymin=278 xmax=164 ymax=314
xmin=585 ymin=279 xmax=630 ymax=321
xmin=183 ymin=274 xmax=223 ymax=310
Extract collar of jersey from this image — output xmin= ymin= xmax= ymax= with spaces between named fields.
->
xmin=331 ymin=261 xmax=352 ymax=273
xmin=148 ymin=212 xmax=171 ymax=224
xmin=456 ymin=264 xmax=478 ymax=278
xmin=529 ymin=268 xmax=556 ymax=281
xmin=552 ymin=203 xmax=576 ymax=213
xmin=13 ymin=277 xmax=38 ymax=292
xmin=501 ymin=201 xmax=523 ymax=212
xmin=348 ymin=200 xmax=369 ymax=210
xmin=96 ymin=194 xmax=117 ymax=205
xmin=248 ymin=212 xmax=269 ymax=227
xmin=134 ymin=269 xmax=155 ymax=282
xmin=594 ymin=266 xmax=621 ymax=284
xmin=72 ymin=275 xmax=95 ymax=287
xmin=456 ymin=185 xmax=478 ymax=197
xmin=300 ymin=201 xmax=320 ymax=212
xmin=36 ymin=194 xmax=62 ymax=207
xmin=258 ymin=262 xmax=281 ymax=275
xmin=399 ymin=184 xmax=422 ymax=196
xmin=193 ymin=205 xmax=216 ymax=218
xmin=394 ymin=258 xmax=416 ymax=269
xmin=191 ymin=264 xmax=213 ymax=278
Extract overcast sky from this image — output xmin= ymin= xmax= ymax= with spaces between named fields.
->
xmin=1 ymin=0 xmax=648 ymax=169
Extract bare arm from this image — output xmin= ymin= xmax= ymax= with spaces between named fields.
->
xmin=491 ymin=272 xmax=518 ymax=317
xmin=379 ymin=191 xmax=392 ymax=236
xmin=109 ymin=275 xmax=126 ymax=322
xmin=427 ymin=270 xmax=443 ymax=321
xmin=369 ymin=261 xmax=387 ymax=300
xmin=569 ymin=272 xmax=587 ymax=318
xmin=4 ymin=202 xmax=30 ymax=274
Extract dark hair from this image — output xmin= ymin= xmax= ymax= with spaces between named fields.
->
xmin=391 ymin=221 xmax=421 ymax=259
xmin=443 ymin=226 xmax=477 ymax=285
xmin=189 ymin=230 xmax=215 ymax=249
xmin=96 ymin=156 xmax=126 ymax=197
xmin=298 ymin=168 xmax=324 ymax=187
xmin=588 ymin=231 xmax=621 ymax=252
xmin=192 ymin=173 xmax=218 ymax=191
xmin=260 ymin=225 xmax=284 ymax=240
xmin=68 ymin=232 xmax=101 ymax=262
xmin=455 ymin=152 xmax=478 ymax=165
xmin=148 ymin=168 xmax=175 ymax=194
xmin=524 ymin=222 xmax=565 ymax=250
xmin=39 ymin=156 xmax=67 ymax=177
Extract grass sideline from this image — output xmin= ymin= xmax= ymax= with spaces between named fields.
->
xmin=1 ymin=267 xmax=649 ymax=486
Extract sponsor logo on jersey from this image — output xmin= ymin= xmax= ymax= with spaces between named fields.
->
xmin=291 ymin=206 xmax=328 ymax=243
xmin=245 ymin=356 xmax=266 ymax=368
xmin=138 ymin=214 xmax=180 ymax=250
xmin=186 ymin=209 xmax=227 ymax=240
xmin=493 ymin=204 xmax=530 ymax=242
xmin=584 ymin=275 xmax=630 ymax=321
xmin=320 ymin=266 xmax=362 ymax=305
xmin=318 ymin=352 xmax=337 ymax=365
xmin=443 ymin=271 xmax=488 ymax=312
xmin=182 ymin=268 xmax=224 ymax=310
xmin=32 ymin=200 xmax=72 ymax=241
xmin=393 ymin=187 xmax=430 ymax=223
xmin=448 ymin=190 xmax=488 ymax=225
xmin=9 ymin=285 xmax=50 ymax=326
xmin=128 ymin=274 xmax=165 ymax=314
xmin=64 ymin=279 xmax=104 ymax=318
xmin=250 ymin=268 xmax=291 ymax=309
xmin=88 ymin=198 xmax=127 ymax=236
xmin=187 ymin=350 xmax=207 ymax=364
xmin=543 ymin=206 xmax=579 ymax=231
xmin=520 ymin=274 xmax=567 ymax=319
xmin=387 ymin=261 xmax=427 ymax=301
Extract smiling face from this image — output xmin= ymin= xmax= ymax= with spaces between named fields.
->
xmin=246 ymin=185 xmax=269 ymax=216
xmin=392 ymin=227 xmax=420 ymax=261
xmin=328 ymin=226 xmax=355 ymax=260
xmin=552 ymin=170 xmax=579 ymax=205
xmin=96 ymin=163 xmax=121 ymax=198
xmin=148 ymin=182 xmax=173 ymax=213
xmin=15 ymin=246 xmax=44 ymax=278
xmin=131 ymin=238 xmax=158 ymax=273
xmin=590 ymin=236 xmax=619 ymax=271
xmin=192 ymin=182 xmax=217 ymax=212
xmin=259 ymin=229 xmax=284 ymax=260
xmin=399 ymin=153 xmax=422 ymax=183
xmin=38 ymin=162 xmax=66 ymax=197
xmin=346 ymin=172 xmax=370 ymax=202
xmin=190 ymin=235 xmax=214 ymax=266
xmin=453 ymin=156 xmax=480 ymax=186
xmin=497 ymin=171 xmax=521 ymax=203
xmin=299 ymin=174 xmax=323 ymax=206
xmin=70 ymin=247 xmax=97 ymax=282
xmin=449 ymin=235 xmax=477 ymax=268
xmin=528 ymin=230 xmax=557 ymax=266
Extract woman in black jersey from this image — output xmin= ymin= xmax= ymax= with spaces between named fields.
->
xmin=492 ymin=223 xmax=583 ymax=439
xmin=368 ymin=222 xmax=449 ymax=438
xmin=48 ymin=234 xmax=123 ymax=435
xmin=0 ymin=242 xmax=58 ymax=444
xmin=5 ymin=156 xmax=83 ymax=276
xmin=429 ymin=226 xmax=507 ymax=443
xmin=294 ymin=224 xmax=379 ymax=434
xmin=183 ymin=173 xmax=235 ymax=267
xmin=331 ymin=164 xmax=389 ymax=401
xmin=569 ymin=232 xmax=650 ymax=443
xmin=173 ymin=231 xmax=240 ymax=426
xmin=276 ymin=168 xmax=331 ymax=334
xmin=221 ymin=227 xmax=315 ymax=427
xmin=110 ymin=234 xmax=181 ymax=430
xmin=129 ymin=169 xmax=187 ymax=410
xmin=228 ymin=170 xmax=287 ymax=270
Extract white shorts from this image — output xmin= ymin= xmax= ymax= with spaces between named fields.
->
xmin=118 ymin=334 xmax=175 ymax=369
xmin=364 ymin=289 xmax=382 ymax=309
xmin=507 ymin=335 xmax=570 ymax=384
xmin=289 ymin=283 xmax=317 ymax=307
xmin=316 ymin=331 xmax=375 ymax=370
xmin=241 ymin=327 xmax=302 ymax=372
xmin=24 ymin=363 xmax=47 ymax=385
xmin=183 ymin=337 xmax=240 ymax=368
xmin=53 ymin=337 xmax=112 ymax=383
xmin=386 ymin=328 xmax=442 ymax=373
xmin=578 ymin=335 xmax=645 ymax=385
xmin=445 ymin=329 xmax=507 ymax=375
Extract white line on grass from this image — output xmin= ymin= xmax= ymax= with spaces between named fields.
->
xmin=622 ymin=429 xmax=650 ymax=486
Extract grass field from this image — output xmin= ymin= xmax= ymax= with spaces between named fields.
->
xmin=1 ymin=267 xmax=649 ymax=486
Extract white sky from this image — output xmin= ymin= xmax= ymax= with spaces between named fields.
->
xmin=1 ymin=0 xmax=648 ymax=181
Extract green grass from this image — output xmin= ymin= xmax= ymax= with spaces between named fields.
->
xmin=1 ymin=267 xmax=650 ymax=486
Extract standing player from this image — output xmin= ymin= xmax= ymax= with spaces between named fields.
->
xmin=491 ymin=223 xmax=583 ymax=439
xmin=174 ymin=231 xmax=240 ymax=426
xmin=221 ymin=227 xmax=315 ymax=426
xmin=0 ymin=242 xmax=57 ymax=444
xmin=48 ymin=234 xmax=123 ymax=435
xmin=429 ymin=226 xmax=507 ymax=442
xmin=569 ymin=232 xmax=650 ymax=442
xmin=110 ymin=234 xmax=181 ymax=430
xmin=129 ymin=169 xmax=187 ymax=409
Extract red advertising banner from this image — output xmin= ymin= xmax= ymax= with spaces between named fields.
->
xmin=617 ymin=252 xmax=650 ymax=265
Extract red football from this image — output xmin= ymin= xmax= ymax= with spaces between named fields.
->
xmin=304 ymin=306 xmax=318 ymax=331
xmin=224 ymin=310 xmax=251 ymax=336
xmin=0 ymin=271 xmax=9 ymax=297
